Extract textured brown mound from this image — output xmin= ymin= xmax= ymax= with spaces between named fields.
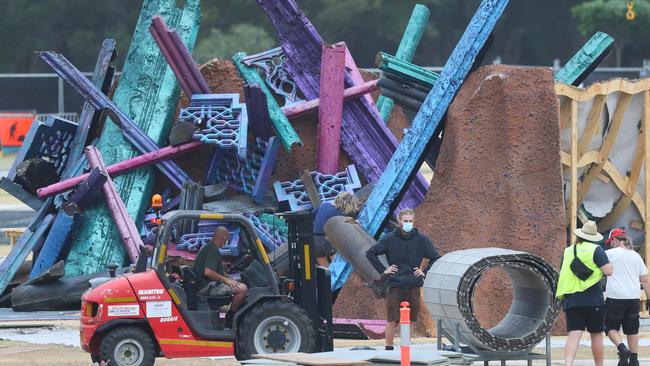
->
xmin=415 ymin=64 xmax=566 ymax=334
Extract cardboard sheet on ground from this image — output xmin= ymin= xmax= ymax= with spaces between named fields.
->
xmin=253 ymin=352 xmax=370 ymax=365
xmin=273 ymin=348 xmax=461 ymax=365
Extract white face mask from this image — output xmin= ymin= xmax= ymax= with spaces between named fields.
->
xmin=402 ymin=222 xmax=414 ymax=233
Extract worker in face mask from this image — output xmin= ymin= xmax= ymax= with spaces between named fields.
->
xmin=366 ymin=209 xmax=441 ymax=351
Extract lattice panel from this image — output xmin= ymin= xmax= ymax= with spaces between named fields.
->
xmin=178 ymin=93 xmax=248 ymax=159
xmin=206 ymin=136 xmax=280 ymax=204
xmin=557 ymin=78 xmax=650 ymax=257
xmin=273 ymin=165 xmax=362 ymax=211
xmin=176 ymin=220 xmax=241 ymax=256
xmin=8 ymin=115 xmax=77 ymax=180
xmin=244 ymin=212 xmax=287 ymax=250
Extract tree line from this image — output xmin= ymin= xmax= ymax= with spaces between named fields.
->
xmin=0 ymin=0 xmax=648 ymax=73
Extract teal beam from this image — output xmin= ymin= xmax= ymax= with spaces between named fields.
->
xmin=358 ymin=0 xmax=510 ymax=238
xmin=377 ymin=4 xmax=430 ymax=123
xmin=555 ymin=32 xmax=614 ymax=86
xmin=64 ymin=0 xmax=201 ymax=277
xmin=377 ymin=51 xmax=439 ymax=88
xmin=233 ymin=52 xmax=302 ymax=151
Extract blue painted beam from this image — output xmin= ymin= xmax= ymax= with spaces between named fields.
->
xmin=358 ymin=0 xmax=510 ymax=238
xmin=61 ymin=39 xmax=117 ymax=180
xmin=29 ymin=212 xmax=79 ymax=279
xmin=0 ymin=205 xmax=54 ymax=294
xmin=253 ymin=136 xmax=280 ymax=204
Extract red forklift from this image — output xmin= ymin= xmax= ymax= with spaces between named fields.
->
xmin=80 ymin=210 xmax=333 ymax=365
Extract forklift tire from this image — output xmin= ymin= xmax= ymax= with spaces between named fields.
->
xmin=99 ymin=326 xmax=156 ymax=366
xmin=236 ymin=300 xmax=317 ymax=360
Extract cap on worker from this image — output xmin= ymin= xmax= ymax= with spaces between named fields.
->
xmin=605 ymin=228 xmax=627 ymax=244
xmin=573 ymin=220 xmax=603 ymax=242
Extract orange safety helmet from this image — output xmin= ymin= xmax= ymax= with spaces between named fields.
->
xmin=151 ymin=194 xmax=163 ymax=210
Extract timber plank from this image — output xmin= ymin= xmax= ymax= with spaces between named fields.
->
xmin=576 ymin=93 xmax=632 ymax=205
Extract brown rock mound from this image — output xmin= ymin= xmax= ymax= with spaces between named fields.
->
xmin=415 ymin=65 xmax=566 ymax=334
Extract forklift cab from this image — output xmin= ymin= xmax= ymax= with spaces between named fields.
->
xmin=150 ymin=210 xmax=333 ymax=359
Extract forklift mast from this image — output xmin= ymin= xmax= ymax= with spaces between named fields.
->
xmin=282 ymin=210 xmax=334 ymax=352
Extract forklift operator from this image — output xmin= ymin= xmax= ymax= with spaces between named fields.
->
xmin=193 ymin=227 xmax=248 ymax=315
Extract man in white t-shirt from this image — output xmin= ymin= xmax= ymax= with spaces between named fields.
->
xmin=604 ymin=228 xmax=650 ymax=366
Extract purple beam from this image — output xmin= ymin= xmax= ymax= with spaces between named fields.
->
xmin=149 ymin=21 xmax=192 ymax=97
xmin=38 ymin=141 xmax=203 ymax=198
xmin=150 ymin=15 xmax=200 ymax=95
xmin=85 ymin=146 xmax=142 ymax=263
xmin=257 ymin=0 xmax=429 ymax=211
xmin=317 ymin=43 xmax=346 ymax=174
xmin=61 ymin=168 xmax=108 ymax=215
xmin=169 ymin=28 xmax=210 ymax=93
xmin=252 ymin=136 xmax=281 ymax=204
xmin=38 ymin=51 xmax=191 ymax=189
xmin=282 ymin=79 xmax=378 ymax=119
xmin=244 ymin=84 xmax=275 ymax=140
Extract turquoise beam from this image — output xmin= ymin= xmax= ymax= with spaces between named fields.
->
xmin=233 ymin=52 xmax=302 ymax=151
xmin=555 ymin=32 xmax=614 ymax=86
xmin=64 ymin=0 xmax=201 ymax=277
xmin=358 ymin=0 xmax=510 ymax=238
xmin=376 ymin=4 xmax=430 ymax=123
xmin=376 ymin=51 xmax=439 ymax=88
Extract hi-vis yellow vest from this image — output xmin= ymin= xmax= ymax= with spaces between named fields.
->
xmin=556 ymin=241 xmax=603 ymax=299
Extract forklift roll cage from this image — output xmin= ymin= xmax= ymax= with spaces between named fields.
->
xmin=152 ymin=210 xmax=279 ymax=294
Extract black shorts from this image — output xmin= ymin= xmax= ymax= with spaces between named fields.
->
xmin=564 ymin=306 xmax=605 ymax=333
xmin=314 ymin=235 xmax=336 ymax=257
xmin=605 ymin=298 xmax=640 ymax=335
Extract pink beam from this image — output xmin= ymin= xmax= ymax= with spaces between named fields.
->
xmin=37 ymin=141 xmax=203 ymax=198
xmin=344 ymin=44 xmax=380 ymax=115
xmin=85 ymin=146 xmax=142 ymax=263
xmin=317 ymin=43 xmax=346 ymax=174
xmin=282 ymin=79 xmax=378 ymax=119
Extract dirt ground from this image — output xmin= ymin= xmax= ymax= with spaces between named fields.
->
xmin=1 ymin=338 xmax=649 ymax=366
xmin=0 ymin=319 xmax=648 ymax=365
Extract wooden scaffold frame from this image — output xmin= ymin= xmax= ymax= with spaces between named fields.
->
xmin=557 ymin=78 xmax=650 ymax=270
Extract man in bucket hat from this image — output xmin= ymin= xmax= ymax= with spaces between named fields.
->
xmin=556 ymin=220 xmax=613 ymax=366
xmin=604 ymin=228 xmax=649 ymax=366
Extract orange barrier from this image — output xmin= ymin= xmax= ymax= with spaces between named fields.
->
xmin=0 ymin=112 xmax=34 ymax=147
xmin=400 ymin=301 xmax=411 ymax=366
